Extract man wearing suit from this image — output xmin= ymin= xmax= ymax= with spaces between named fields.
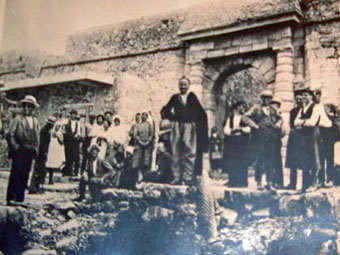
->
xmin=75 ymin=144 xmax=115 ymax=201
xmin=63 ymin=109 xmax=80 ymax=176
xmin=6 ymin=95 xmax=40 ymax=206
xmin=29 ymin=116 xmax=56 ymax=193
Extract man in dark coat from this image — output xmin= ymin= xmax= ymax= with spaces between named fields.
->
xmin=294 ymin=87 xmax=320 ymax=191
xmin=75 ymin=144 xmax=115 ymax=201
xmin=242 ymin=90 xmax=282 ymax=190
xmin=161 ymin=76 xmax=208 ymax=185
xmin=285 ymin=90 xmax=303 ymax=190
xmin=63 ymin=109 xmax=80 ymax=176
xmin=6 ymin=95 xmax=40 ymax=206
xmin=29 ymin=116 xmax=56 ymax=193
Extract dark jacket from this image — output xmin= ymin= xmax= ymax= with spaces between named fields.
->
xmin=37 ymin=124 xmax=53 ymax=160
xmin=7 ymin=115 xmax=40 ymax=156
xmin=161 ymin=92 xmax=209 ymax=152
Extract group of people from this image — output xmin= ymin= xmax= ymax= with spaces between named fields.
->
xmin=209 ymin=87 xmax=339 ymax=191
xmin=2 ymin=76 xmax=340 ymax=205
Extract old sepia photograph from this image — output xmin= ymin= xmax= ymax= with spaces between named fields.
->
xmin=0 ymin=0 xmax=340 ymax=254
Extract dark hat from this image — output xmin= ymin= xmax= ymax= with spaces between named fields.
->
xmin=271 ymin=97 xmax=282 ymax=105
xmin=89 ymin=112 xmax=96 ymax=117
xmin=96 ymin=111 xmax=105 ymax=119
xmin=299 ymin=86 xmax=313 ymax=94
xmin=104 ymin=110 xmax=114 ymax=116
xmin=70 ymin=109 xmax=78 ymax=115
xmin=47 ymin=116 xmax=57 ymax=125
xmin=231 ymin=101 xmax=247 ymax=110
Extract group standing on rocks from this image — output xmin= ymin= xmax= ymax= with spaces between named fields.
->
xmin=1 ymin=76 xmax=340 ymax=205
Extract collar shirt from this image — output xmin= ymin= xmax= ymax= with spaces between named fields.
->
xmin=308 ymin=103 xmax=332 ymax=128
xmin=70 ymin=120 xmax=77 ymax=133
xmin=179 ymin=94 xmax=188 ymax=105
xmin=25 ymin=116 xmax=34 ymax=129
xmin=93 ymin=158 xmax=98 ymax=176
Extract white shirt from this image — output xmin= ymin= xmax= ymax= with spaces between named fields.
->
xmin=25 ymin=116 xmax=34 ymax=129
xmin=224 ymin=114 xmax=250 ymax=135
xmin=93 ymin=159 xmax=98 ymax=176
xmin=295 ymin=102 xmax=332 ymax=128
xmin=70 ymin=120 xmax=77 ymax=133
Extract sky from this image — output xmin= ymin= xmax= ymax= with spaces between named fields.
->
xmin=0 ymin=0 xmax=211 ymax=55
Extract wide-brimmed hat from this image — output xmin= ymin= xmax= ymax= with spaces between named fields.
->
xmin=260 ymin=90 xmax=273 ymax=98
xmin=20 ymin=95 xmax=39 ymax=108
xmin=271 ymin=97 xmax=282 ymax=105
xmin=88 ymin=144 xmax=100 ymax=153
xmin=47 ymin=116 xmax=57 ymax=125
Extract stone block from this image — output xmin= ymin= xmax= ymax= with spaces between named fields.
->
xmin=21 ymin=249 xmax=57 ymax=255
xmin=239 ymin=45 xmax=253 ymax=54
xmin=205 ymin=66 xmax=220 ymax=81
xmin=252 ymin=41 xmax=268 ymax=51
xmin=190 ymin=76 xmax=203 ymax=84
xmin=276 ymin=64 xmax=293 ymax=74
xmin=224 ymin=47 xmax=239 ymax=57
xmin=207 ymin=49 xmax=225 ymax=59
xmin=56 ymin=236 xmax=78 ymax=249
xmin=56 ymin=219 xmax=80 ymax=233
xmin=278 ymin=194 xmax=305 ymax=216
xmin=315 ymin=48 xmax=335 ymax=59
xmin=214 ymin=39 xmax=232 ymax=49
xmin=263 ymin=70 xmax=276 ymax=83
xmin=258 ymin=57 xmax=275 ymax=75
xmin=271 ymin=38 xmax=293 ymax=50
xmin=293 ymin=28 xmax=304 ymax=39
xmin=276 ymin=73 xmax=294 ymax=83
xmin=189 ymin=42 xmax=214 ymax=52
xmin=232 ymin=35 xmax=252 ymax=47
xmin=252 ymin=33 xmax=268 ymax=45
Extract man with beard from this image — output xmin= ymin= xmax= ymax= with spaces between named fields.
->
xmin=6 ymin=95 xmax=40 ymax=205
xmin=161 ymin=76 xmax=208 ymax=186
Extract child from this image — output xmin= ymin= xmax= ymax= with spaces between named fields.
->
xmin=210 ymin=127 xmax=223 ymax=172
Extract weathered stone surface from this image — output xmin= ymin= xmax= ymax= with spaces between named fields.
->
xmin=21 ymin=249 xmax=57 ymax=255
xmin=56 ymin=236 xmax=78 ymax=249
xmin=56 ymin=219 xmax=81 ymax=233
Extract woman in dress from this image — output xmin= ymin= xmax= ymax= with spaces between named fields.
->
xmin=223 ymin=101 xmax=251 ymax=187
xmin=45 ymin=121 xmax=65 ymax=184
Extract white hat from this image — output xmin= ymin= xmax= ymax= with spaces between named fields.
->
xmin=20 ymin=95 xmax=39 ymax=108
xmin=260 ymin=90 xmax=273 ymax=98
xmin=271 ymin=97 xmax=282 ymax=105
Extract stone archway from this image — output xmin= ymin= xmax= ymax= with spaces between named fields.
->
xmin=201 ymin=52 xmax=276 ymax=131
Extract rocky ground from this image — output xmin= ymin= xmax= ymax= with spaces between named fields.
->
xmin=0 ymin=171 xmax=339 ymax=255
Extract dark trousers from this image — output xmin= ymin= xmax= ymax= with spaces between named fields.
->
xmin=64 ymin=139 xmax=80 ymax=176
xmin=29 ymin=158 xmax=47 ymax=192
xmin=318 ymin=127 xmax=335 ymax=184
xmin=6 ymin=150 xmax=35 ymax=202
xmin=78 ymin=175 xmax=105 ymax=200
xmin=81 ymin=139 xmax=91 ymax=175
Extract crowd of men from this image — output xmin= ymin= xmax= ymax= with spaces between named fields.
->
xmin=1 ymin=76 xmax=340 ymax=205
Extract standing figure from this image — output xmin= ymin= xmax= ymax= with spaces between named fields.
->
xmin=161 ymin=76 xmax=208 ymax=185
xmin=132 ymin=112 xmax=154 ymax=180
xmin=29 ymin=116 xmax=56 ymax=193
xmin=223 ymin=101 xmax=251 ymax=187
xmin=209 ymin=127 xmax=223 ymax=172
xmin=128 ymin=113 xmax=141 ymax=146
xmin=45 ymin=120 xmax=66 ymax=184
xmin=242 ymin=90 xmax=281 ymax=190
xmin=63 ymin=109 xmax=80 ymax=176
xmin=294 ymin=87 xmax=320 ymax=191
xmin=80 ymin=113 xmax=96 ymax=175
xmin=313 ymin=89 xmax=336 ymax=187
xmin=285 ymin=90 xmax=303 ymax=190
xmin=6 ymin=95 xmax=40 ymax=205
xmin=270 ymin=97 xmax=284 ymax=188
